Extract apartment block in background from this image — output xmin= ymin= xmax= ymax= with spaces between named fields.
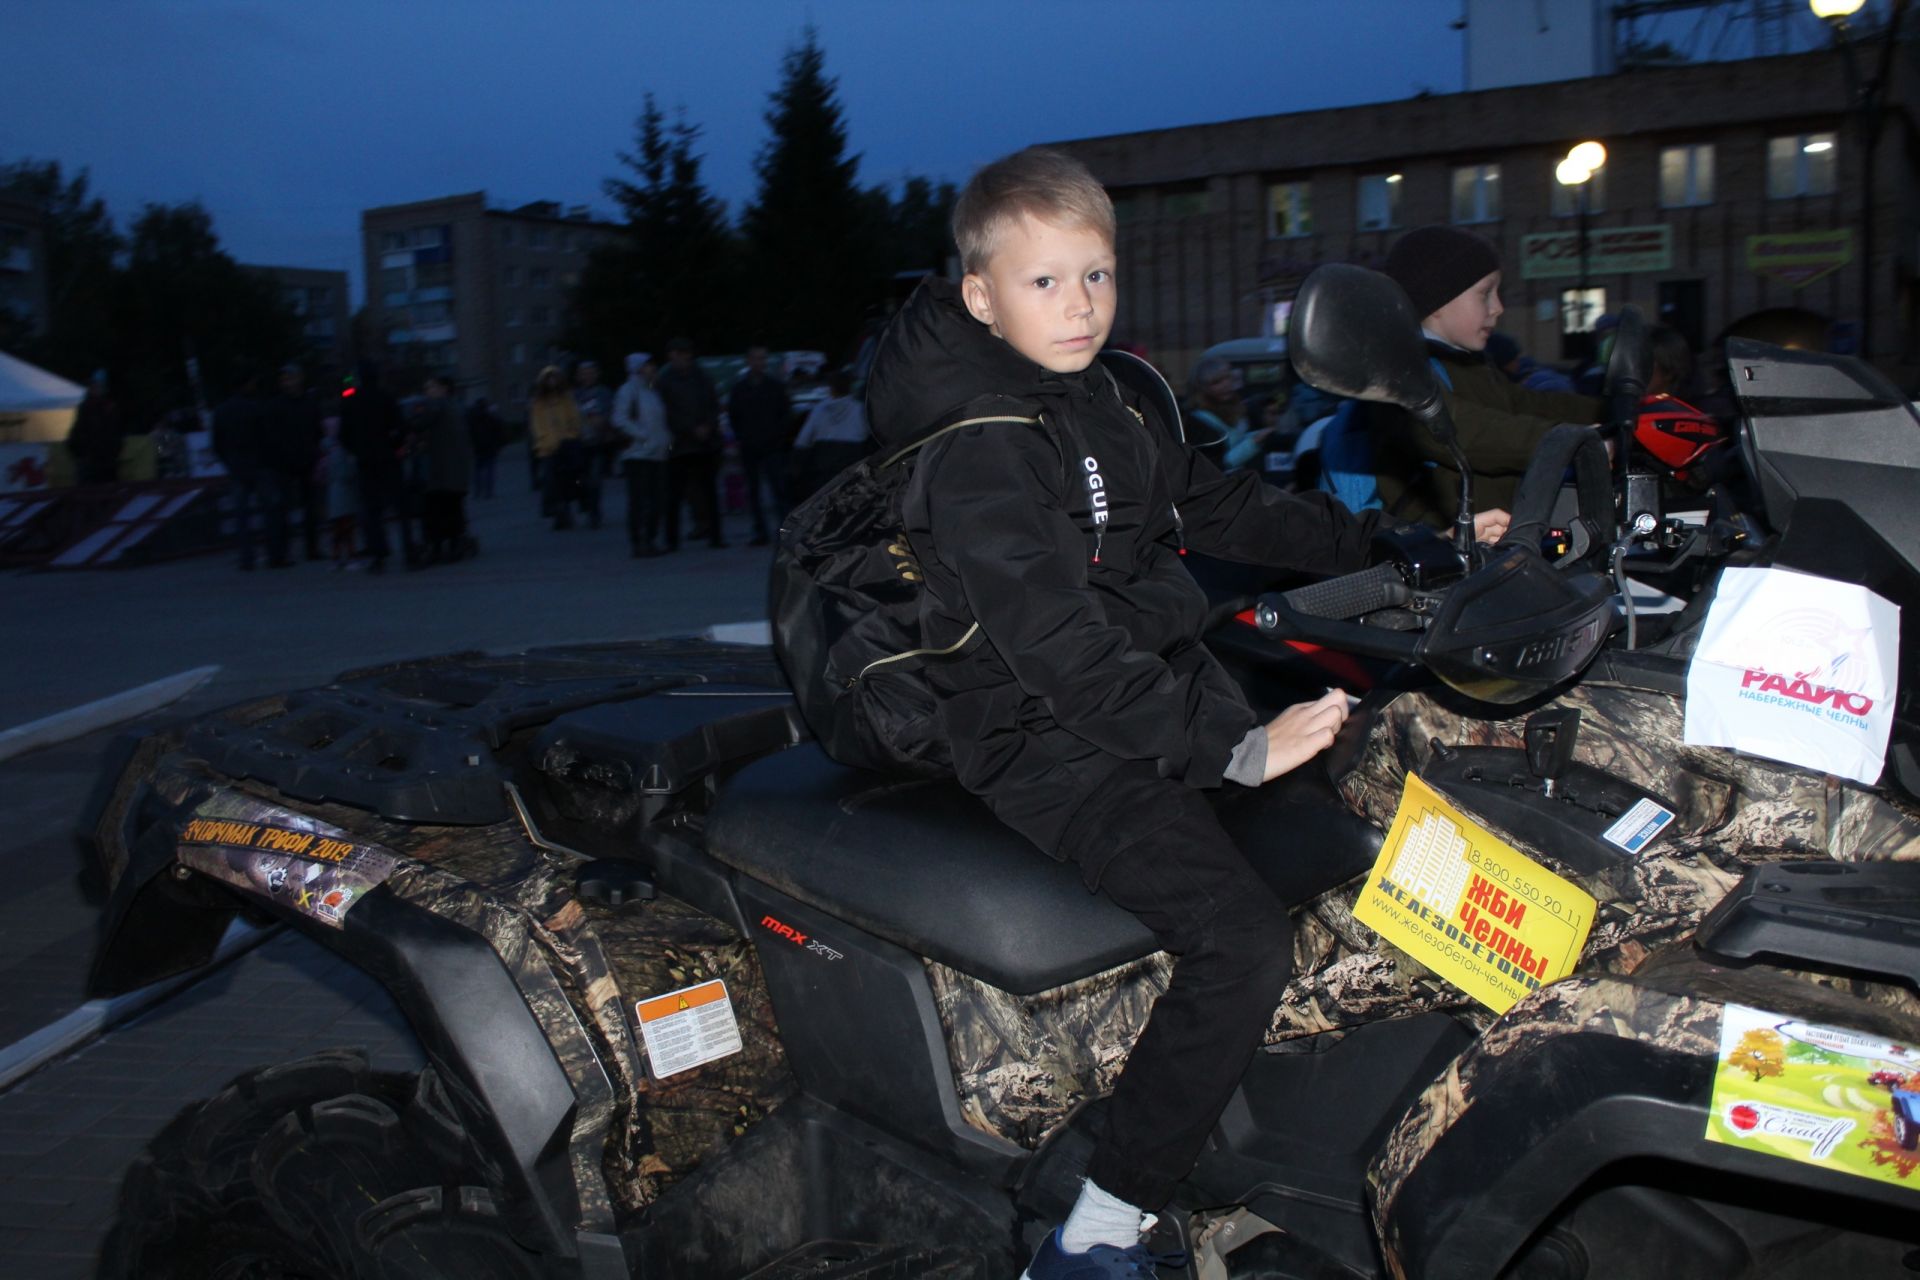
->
xmin=361 ymin=192 xmax=622 ymax=413
xmin=245 ymin=264 xmax=351 ymax=378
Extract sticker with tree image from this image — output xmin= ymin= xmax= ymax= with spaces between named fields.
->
xmin=1707 ymin=1003 xmax=1920 ymax=1187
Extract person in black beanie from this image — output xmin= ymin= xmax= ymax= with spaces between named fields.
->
xmin=1363 ymin=225 xmax=1601 ymax=525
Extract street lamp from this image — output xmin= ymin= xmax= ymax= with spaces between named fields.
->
xmin=1557 ymin=141 xmax=1607 ymax=351
xmin=1811 ymin=0 xmax=1907 ymax=360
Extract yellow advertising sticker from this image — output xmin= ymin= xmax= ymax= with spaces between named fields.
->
xmin=1707 ymin=1003 xmax=1920 ymax=1190
xmin=1353 ymin=773 xmax=1596 ymax=1014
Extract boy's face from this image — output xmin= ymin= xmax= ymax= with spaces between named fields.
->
xmin=1425 ymin=269 xmax=1504 ymax=352
xmin=962 ymin=211 xmax=1115 ymax=374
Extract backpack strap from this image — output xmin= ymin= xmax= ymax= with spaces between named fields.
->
xmin=1096 ymin=349 xmax=1185 ymax=443
xmin=879 ymin=402 xmax=1036 ymax=468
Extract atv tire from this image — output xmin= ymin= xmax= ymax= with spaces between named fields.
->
xmin=97 ymin=1048 xmax=563 ymax=1280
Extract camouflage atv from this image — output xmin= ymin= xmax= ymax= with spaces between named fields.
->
xmin=85 ymin=268 xmax=1920 ymax=1278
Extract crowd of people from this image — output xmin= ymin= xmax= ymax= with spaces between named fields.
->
xmin=204 ymin=362 xmax=502 ymax=573
xmin=191 ymin=338 xmax=870 ymax=574
xmin=524 ymin=339 xmax=867 ymax=557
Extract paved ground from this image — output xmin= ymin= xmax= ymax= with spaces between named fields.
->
xmin=0 ymin=483 xmax=775 ymax=1278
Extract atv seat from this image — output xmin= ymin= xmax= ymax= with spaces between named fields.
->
xmin=706 ymin=744 xmax=1381 ymax=995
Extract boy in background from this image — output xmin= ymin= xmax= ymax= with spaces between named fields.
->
xmin=1368 ymin=225 xmax=1602 ymax=524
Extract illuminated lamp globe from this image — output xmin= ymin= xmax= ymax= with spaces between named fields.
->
xmin=1810 ymin=0 xmax=1865 ymax=18
xmin=1556 ymin=158 xmax=1593 ymax=187
xmin=1568 ymin=141 xmax=1608 ymax=172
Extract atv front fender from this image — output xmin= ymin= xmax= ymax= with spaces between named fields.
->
xmin=1372 ymin=952 xmax=1920 ymax=1278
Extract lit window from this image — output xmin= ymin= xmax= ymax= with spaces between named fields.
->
xmin=1267 ymin=181 xmax=1312 ymax=239
xmin=1659 ymin=144 xmax=1715 ymax=207
xmin=1450 ymin=164 xmax=1502 ymax=224
xmin=1768 ymin=133 xmax=1837 ymax=199
xmin=1357 ymin=173 xmax=1402 ymax=231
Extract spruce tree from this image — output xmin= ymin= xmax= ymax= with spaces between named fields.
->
xmin=739 ymin=27 xmax=872 ymax=356
xmin=583 ymin=96 xmax=735 ymax=357
xmin=0 ymin=160 xmax=122 ymax=379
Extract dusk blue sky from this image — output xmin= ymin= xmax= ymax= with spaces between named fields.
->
xmin=5 ymin=1 xmax=1475 ymax=302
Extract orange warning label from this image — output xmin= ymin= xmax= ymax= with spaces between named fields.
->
xmin=633 ymin=979 xmax=744 ymax=1080
xmin=637 ymin=980 xmax=728 ymax=1023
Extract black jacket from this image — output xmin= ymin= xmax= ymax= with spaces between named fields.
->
xmin=655 ymin=363 xmax=720 ymax=457
xmin=867 ymin=279 xmax=1384 ymax=858
xmin=727 ymin=372 xmax=792 ymax=453
xmin=211 ymin=394 xmax=267 ymax=479
xmin=1366 ymin=340 xmax=1601 ymax=525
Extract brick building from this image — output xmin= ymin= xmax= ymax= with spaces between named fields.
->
xmin=360 ymin=192 xmax=623 ymax=410
xmin=1053 ymin=47 xmax=1919 ymax=389
xmin=245 ymin=264 xmax=351 ymax=378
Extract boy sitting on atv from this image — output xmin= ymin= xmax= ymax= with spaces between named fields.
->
xmin=861 ymin=148 xmax=1508 ymax=1278
xmin=1366 ymin=225 xmax=1604 ymax=525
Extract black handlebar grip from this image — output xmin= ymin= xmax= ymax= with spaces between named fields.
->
xmin=1280 ymin=562 xmax=1411 ymax=620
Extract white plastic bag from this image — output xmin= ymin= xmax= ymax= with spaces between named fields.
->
xmin=1682 ymin=566 xmax=1900 ymax=785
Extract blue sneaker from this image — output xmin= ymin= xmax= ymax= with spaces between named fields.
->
xmin=1020 ymin=1227 xmax=1188 ymax=1279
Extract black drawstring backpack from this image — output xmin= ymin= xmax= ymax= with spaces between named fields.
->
xmin=769 ymin=351 xmax=1184 ymax=776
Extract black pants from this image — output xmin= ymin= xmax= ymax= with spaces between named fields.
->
xmin=1057 ymin=762 xmax=1292 ymax=1212
xmin=231 ymin=471 xmax=289 ymax=569
xmin=666 ymin=452 xmax=723 ymax=548
xmin=739 ymin=447 xmax=789 ymax=541
xmin=623 ymin=458 xmax=667 ymax=550
xmin=356 ymin=468 xmax=413 ymax=564
xmin=423 ymin=489 xmax=467 ymax=550
xmin=297 ymin=473 xmax=324 ymax=559
xmin=544 ymin=441 xmax=598 ymax=528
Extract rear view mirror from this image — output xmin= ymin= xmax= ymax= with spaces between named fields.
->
xmin=1605 ymin=304 xmax=1649 ymax=401
xmin=1289 ymin=264 xmax=1444 ymax=428
xmin=1289 ymin=261 xmax=1476 ymax=558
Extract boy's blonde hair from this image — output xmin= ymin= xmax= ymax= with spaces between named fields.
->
xmin=952 ymin=147 xmax=1115 ymax=274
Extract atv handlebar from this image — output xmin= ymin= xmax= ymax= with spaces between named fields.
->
xmin=1280 ymin=560 xmax=1412 ymax=620
xmin=1249 ymin=565 xmax=1425 ymax=663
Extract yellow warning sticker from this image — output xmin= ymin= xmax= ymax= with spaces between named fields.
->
xmin=634 ymin=979 xmax=744 ymax=1080
xmin=1353 ymin=773 xmax=1596 ymax=1015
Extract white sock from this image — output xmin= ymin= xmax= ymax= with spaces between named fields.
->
xmin=1058 ymin=1178 xmax=1149 ymax=1253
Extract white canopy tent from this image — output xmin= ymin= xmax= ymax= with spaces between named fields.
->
xmin=0 ymin=350 xmax=85 ymax=443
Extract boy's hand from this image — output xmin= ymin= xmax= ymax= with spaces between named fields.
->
xmin=1472 ymin=508 xmax=1511 ymax=543
xmin=1262 ymin=688 xmax=1351 ymax=783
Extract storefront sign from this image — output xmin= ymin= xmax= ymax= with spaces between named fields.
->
xmin=1747 ymin=230 xmax=1853 ymax=288
xmin=1520 ymin=224 xmax=1673 ymax=279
